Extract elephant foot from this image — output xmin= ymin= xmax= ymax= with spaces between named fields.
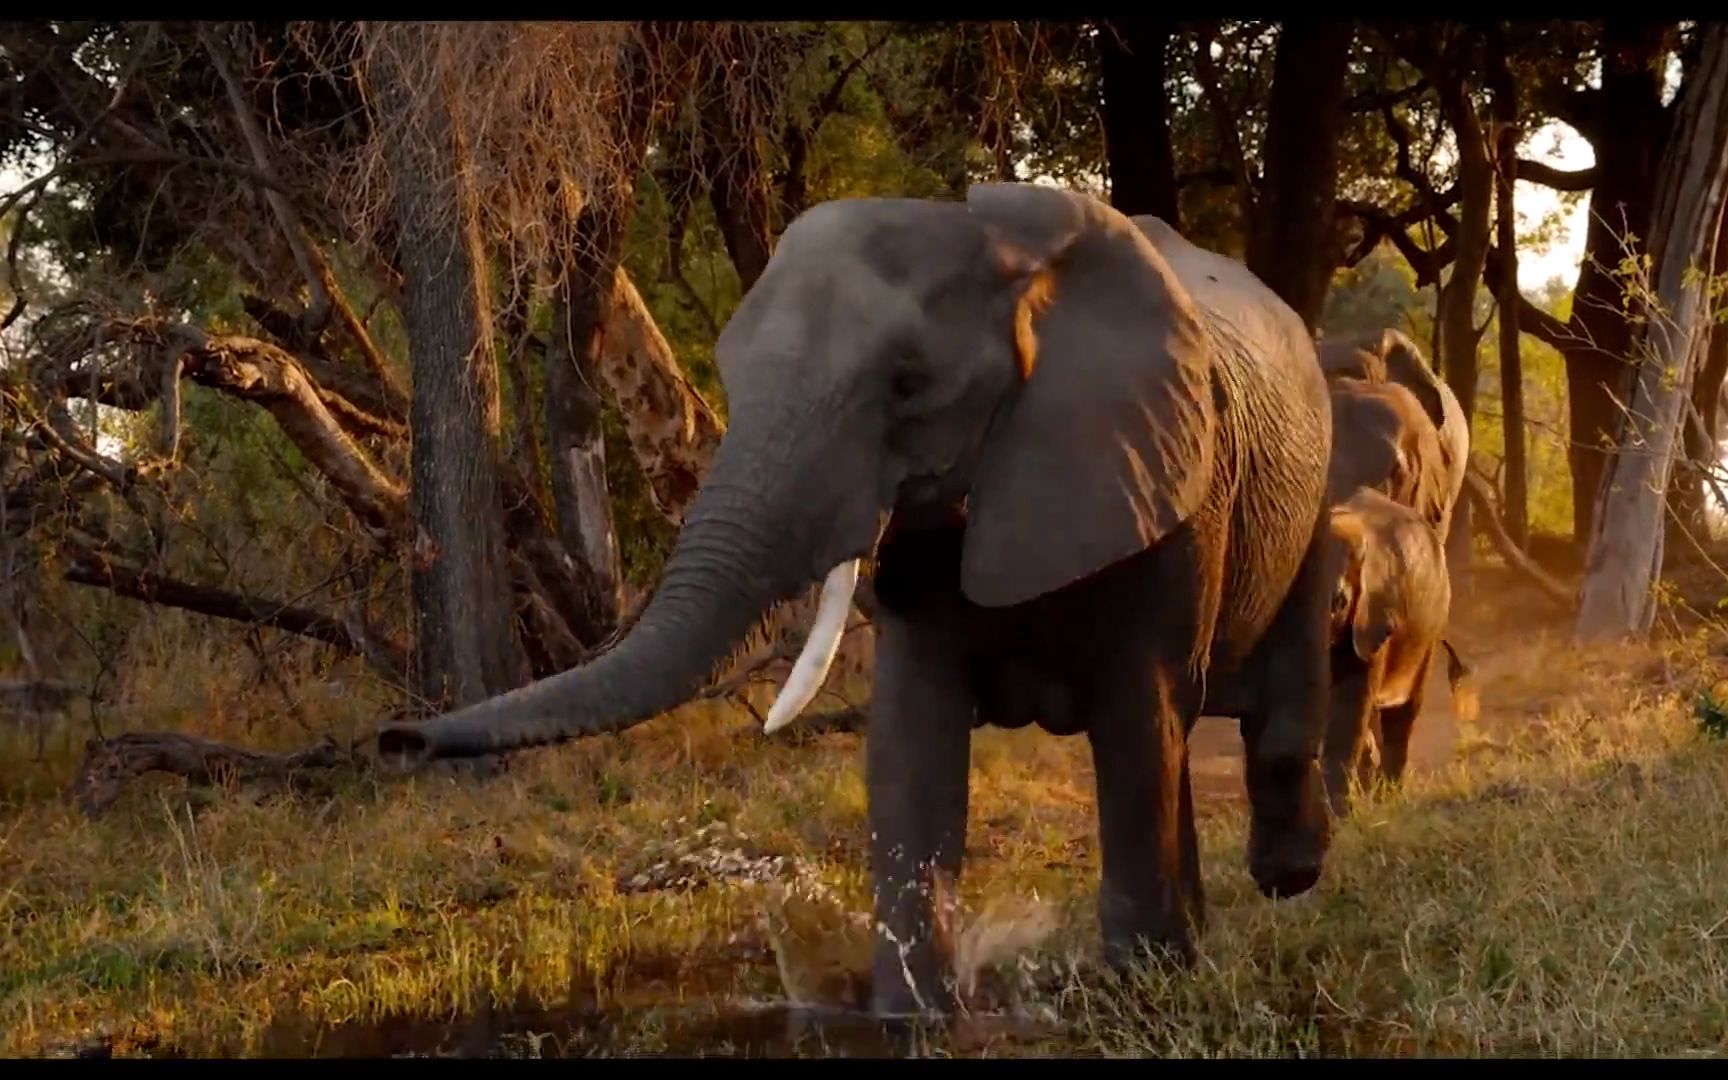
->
xmin=1098 ymin=875 xmax=1202 ymax=981
xmin=1100 ymin=923 xmax=1198 ymax=978
xmin=1321 ymin=757 xmax=1360 ymax=820
xmin=868 ymin=946 xmax=959 ymax=1020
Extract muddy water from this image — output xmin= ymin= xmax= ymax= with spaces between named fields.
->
xmin=249 ymin=995 xmax=1062 ymax=1058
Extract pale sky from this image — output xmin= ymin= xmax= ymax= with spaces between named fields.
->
xmin=1514 ymin=119 xmax=1594 ymax=297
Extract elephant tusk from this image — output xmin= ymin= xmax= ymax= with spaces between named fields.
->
xmin=763 ymin=559 xmax=860 ymax=734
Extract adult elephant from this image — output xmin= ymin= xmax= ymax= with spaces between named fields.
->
xmin=378 ymin=184 xmax=1338 ymax=1017
xmin=1317 ymin=328 xmax=1469 ymax=545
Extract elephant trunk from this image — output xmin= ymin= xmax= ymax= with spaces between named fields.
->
xmin=376 ymin=429 xmax=872 ymax=765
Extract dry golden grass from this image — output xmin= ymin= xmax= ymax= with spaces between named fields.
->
xmin=3 ymin=566 xmax=1728 ymax=1057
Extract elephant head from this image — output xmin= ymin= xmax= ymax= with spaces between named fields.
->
xmin=1326 ymin=486 xmax=1450 ymax=665
xmin=377 ymin=183 xmax=1223 ymax=763
xmin=1326 ymin=376 xmax=1451 ymax=537
xmin=1317 ymin=328 xmax=1468 ymax=542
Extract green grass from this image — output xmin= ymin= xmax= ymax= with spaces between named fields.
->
xmin=3 ymin=573 xmax=1728 ymax=1057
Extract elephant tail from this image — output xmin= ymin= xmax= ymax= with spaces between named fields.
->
xmin=1441 ymin=639 xmax=1480 ymax=726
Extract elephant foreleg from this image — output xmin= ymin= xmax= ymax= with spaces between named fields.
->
xmin=865 ymin=609 xmax=972 ymax=1017
xmin=1320 ymin=647 xmax=1383 ymax=819
xmin=1374 ymin=649 xmax=1433 ymax=787
xmin=1089 ymin=660 xmax=1205 ymax=971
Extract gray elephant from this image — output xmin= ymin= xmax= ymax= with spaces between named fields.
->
xmin=1320 ymin=377 xmax=1478 ymax=816
xmin=377 ymin=184 xmax=1339 ymax=1017
xmin=1317 ymin=328 xmax=1469 ymax=546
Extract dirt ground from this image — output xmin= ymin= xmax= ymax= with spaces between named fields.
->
xmin=11 ymin=558 xmax=1725 ymax=1059
xmin=1185 ymin=569 xmax=1551 ymax=807
xmin=1186 ymin=662 xmax=1469 ymax=805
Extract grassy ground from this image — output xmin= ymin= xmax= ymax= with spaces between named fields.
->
xmin=3 ymin=564 xmax=1728 ymax=1057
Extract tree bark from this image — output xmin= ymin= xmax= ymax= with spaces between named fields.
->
xmin=1245 ymin=20 xmax=1355 ymax=330
xmin=1407 ymin=35 xmax=1496 ymax=597
xmin=1553 ymin=22 xmax=1676 ymax=551
xmin=370 ymin=27 xmax=525 ymax=709
xmin=541 ymin=33 xmax=658 ymax=648
xmin=698 ymin=25 xmax=776 ymax=293
xmin=592 ymin=268 xmax=728 ymax=525
xmin=1576 ymin=22 xmax=1728 ymax=644
xmin=1666 ymin=211 xmax=1728 ymax=545
xmin=1096 ymin=19 xmax=1180 ymax=224
xmin=1489 ymin=29 xmax=1529 ymax=545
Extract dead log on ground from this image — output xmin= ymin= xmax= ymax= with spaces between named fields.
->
xmin=68 ymin=732 xmax=355 ymax=817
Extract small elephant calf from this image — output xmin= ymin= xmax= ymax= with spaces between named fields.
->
xmin=1322 ymin=486 xmax=1479 ymax=816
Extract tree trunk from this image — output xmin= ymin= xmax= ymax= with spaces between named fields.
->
xmin=593 ymin=268 xmax=727 ymax=525
xmin=1427 ymin=57 xmax=1496 ymax=598
xmin=1558 ymin=22 xmax=1675 ymax=552
xmin=1246 ymin=20 xmax=1355 ymax=331
xmin=542 ymin=34 xmax=658 ymax=648
xmin=699 ymin=26 xmax=775 ymax=293
xmin=1666 ymin=211 xmax=1728 ymax=548
xmin=1575 ymin=23 xmax=1728 ymax=644
xmin=1489 ymin=31 xmax=1529 ymax=545
xmin=546 ymin=265 xmax=625 ymax=646
xmin=1096 ymin=18 xmax=1180 ymax=224
xmin=370 ymin=27 xmax=526 ymax=709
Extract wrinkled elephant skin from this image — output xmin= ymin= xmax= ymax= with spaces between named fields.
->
xmin=376 ymin=185 xmax=1338 ymax=1018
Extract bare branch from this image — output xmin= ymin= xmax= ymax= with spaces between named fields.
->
xmin=97 ymin=319 xmax=408 ymax=534
xmin=200 ymin=24 xmax=333 ymax=327
xmin=31 ymin=399 xmax=136 ymax=491
xmin=1342 ymin=198 xmax=1458 ymax=285
xmin=62 ymin=544 xmax=407 ymax=680
xmin=780 ymin=29 xmax=890 ymax=220
xmin=1515 ymin=159 xmax=1597 ymax=192
xmin=1461 ymin=471 xmax=1576 ymax=608
xmin=202 ymin=25 xmax=407 ymax=410
xmin=1190 ymin=23 xmax=1257 ymax=222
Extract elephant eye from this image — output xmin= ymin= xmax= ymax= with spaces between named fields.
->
xmin=891 ymin=368 xmax=930 ymax=401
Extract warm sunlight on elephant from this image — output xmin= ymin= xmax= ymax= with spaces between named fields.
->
xmin=377 ymin=184 xmax=1340 ymax=1017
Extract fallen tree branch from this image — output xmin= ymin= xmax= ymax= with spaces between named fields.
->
xmin=62 ymin=545 xmax=408 ymax=681
xmin=68 ymin=732 xmax=352 ymax=817
xmin=1461 ymin=471 xmax=1576 ymax=608
xmin=100 ymin=318 xmax=408 ymax=534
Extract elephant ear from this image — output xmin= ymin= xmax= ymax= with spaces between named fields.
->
xmin=1329 ymin=504 xmax=1394 ymax=661
xmin=1378 ymin=330 xmax=1449 ymax=439
xmin=958 ymin=182 xmax=1218 ymax=608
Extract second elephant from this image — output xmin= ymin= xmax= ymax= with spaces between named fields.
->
xmin=1317 ymin=328 xmax=1469 ymax=546
xmin=1320 ymin=376 xmax=1478 ymax=815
